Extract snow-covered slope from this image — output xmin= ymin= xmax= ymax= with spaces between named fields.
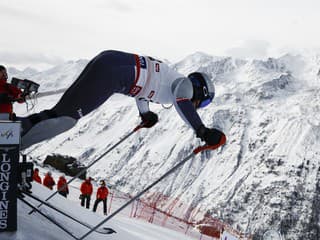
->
xmin=1 ymin=182 xmax=198 ymax=240
xmin=11 ymin=52 xmax=320 ymax=239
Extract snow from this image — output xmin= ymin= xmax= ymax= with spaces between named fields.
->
xmin=1 ymin=182 xmax=197 ymax=240
xmin=4 ymin=50 xmax=320 ymax=239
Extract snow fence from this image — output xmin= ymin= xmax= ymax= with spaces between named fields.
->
xmin=101 ymin=188 xmax=252 ymax=240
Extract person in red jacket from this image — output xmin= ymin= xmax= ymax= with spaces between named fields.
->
xmin=0 ymin=65 xmax=25 ymax=120
xmin=32 ymin=168 xmax=42 ymax=184
xmin=80 ymin=177 xmax=93 ymax=209
xmin=57 ymin=174 xmax=69 ymax=198
xmin=93 ymin=180 xmax=109 ymax=215
xmin=43 ymin=171 xmax=56 ymax=190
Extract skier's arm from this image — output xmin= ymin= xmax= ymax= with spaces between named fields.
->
xmin=135 ymin=98 xmax=150 ymax=114
xmin=96 ymin=189 xmax=100 ymax=199
xmin=135 ymin=98 xmax=158 ymax=128
xmin=8 ymin=84 xmax=25 ymax=103
xmin=172 ymin=78 xmax=226 ymax=147
xmin=173 ymin=99 xmax=204 ymax=131
xmin=171 ymin=77 xmax=204 ymax=131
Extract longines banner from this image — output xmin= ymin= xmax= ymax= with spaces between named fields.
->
xmin=0 ymin=121 xmax=20 ymax=232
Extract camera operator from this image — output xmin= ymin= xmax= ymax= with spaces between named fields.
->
xmin=0 ymin=65 xmax=25 ymax=120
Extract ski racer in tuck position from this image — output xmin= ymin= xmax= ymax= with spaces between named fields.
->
xmin=19 ymin=50 xmax=226 ymax=149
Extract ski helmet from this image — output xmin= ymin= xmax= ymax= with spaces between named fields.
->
xmin=188 ymin=72 xmax=215 ymax=108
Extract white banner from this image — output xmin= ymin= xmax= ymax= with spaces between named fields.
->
xmin=0 ymin=121 xmax=20 ymax=231
xmin=0 ymin=122 xmax=21 ymax=145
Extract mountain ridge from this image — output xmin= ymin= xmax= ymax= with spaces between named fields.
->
xmin=12 ymin=51 xmax=320 ymax=239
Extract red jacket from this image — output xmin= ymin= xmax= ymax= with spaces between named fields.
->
xmin=80 ymin=180 xmax=93 ymax=195
xmin=57 ymin=177 xmax=69 ymax=193
xmin=32 ymin=171 xmax=42 ymax=184
xmin=96 ymin=186 xmax=109 ymax=200
xmin=0 ymin=79 xmax=24 ymax=114
xmin=43 ymin=174 xmax=56 ymax=190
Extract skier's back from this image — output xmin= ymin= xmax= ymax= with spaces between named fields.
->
xmin=19 ymin=50 xmax=225 ymax=149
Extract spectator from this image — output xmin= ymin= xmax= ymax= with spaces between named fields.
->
xmin=57 ymin=174 xmax=69 ymax=198
xmin=43 ymin=171 xmax=55 ymax=190
xmin=32 ymin=168 xmax=42 ymax=184
xmin=80 ymin=177 xmax=93 ymax=209
xmin=0 ymin=65 xmax=25 ymax=120
xmin=93 ymin=180 xmax=109 ymax=215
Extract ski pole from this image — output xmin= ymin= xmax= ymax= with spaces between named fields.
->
xmin=19 ymin=196 xmax=79 ymax=240
xmin=29 ymin=123 xmax=145 ymax=215
xmin=22 ymin=190 xmax=115 ymax=234
xmin=78 ymin=135 xmax=226 ymax=240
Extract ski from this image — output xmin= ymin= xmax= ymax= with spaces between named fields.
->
xmin=18 ymin=196 xmax=79 ymax=240
xmin=29 ymin=123 xmax=145 ymax=215
xmin=78 ymin=138 xmax=226 ymax=240
xmin=22 ymin=190 xmax=116 ymax=235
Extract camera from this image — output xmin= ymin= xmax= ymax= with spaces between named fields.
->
xmin=11 ymin=77 xmax=40 ymax=94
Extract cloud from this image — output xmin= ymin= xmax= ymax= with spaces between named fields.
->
xmin=225 ymin=40 xmax=271 ymax=60
xmin=91 ymin=0 xmax=135 ymax=12
xmin=0 ymin=2 xmax=48 ymax=23
xmin=106 ymin=0 xmax=134 ymax=12
xmin=0 ymin=3 xmax=31 ymax=18
xmin=0 ymin=51 xmax=65 ymax=68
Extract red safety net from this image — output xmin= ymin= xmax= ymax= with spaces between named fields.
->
xmin=96 ymin=188 xmax=253 ymax=240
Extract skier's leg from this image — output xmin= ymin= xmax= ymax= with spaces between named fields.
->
xmin=19 ymin=113 xmax=77 ymax=149
xmin=19 ymin=50 xmax=136 ymax=149
xmin=86 ymin=196 xmax=91 ymax=209
xmin=52 ymin=50 xmax=135 ymax=119
xmin=103 ymin=199 xmax=107 ymax=215
xmin=93 ymin=199 xmax=99 ymax=212
xmin=81 ymin=196 xmax=85 ymax=207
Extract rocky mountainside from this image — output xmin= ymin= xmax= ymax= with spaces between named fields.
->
xmin=12 ymin=52 xmax=320 ymax=239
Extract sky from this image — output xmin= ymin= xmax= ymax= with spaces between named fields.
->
xmin=1 ymin=0 xmax=320 ymax=70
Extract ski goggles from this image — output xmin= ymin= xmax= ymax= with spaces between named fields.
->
xmin=198 ymin=93 xmax=214 ymax=108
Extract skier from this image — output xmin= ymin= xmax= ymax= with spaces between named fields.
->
xmin=19 ymin=50 xmax=226 ymax=149
xmin=32 ymin=168 xmax=42 ymax=184
xmin=80 ymin=177 xmax=93 ymax=209
xmin=92 ymin=180 xmax=109 ymax=215
xmin=0 ymin=65 xmax=25 ymax=120
xmin=57 ymin=174 xmax=69 ymax=198
xmin=43 ymin=171 xmax=56 ymax=190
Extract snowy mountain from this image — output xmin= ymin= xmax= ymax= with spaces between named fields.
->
xmin=11 ymin=51 xmax=320 ymax=240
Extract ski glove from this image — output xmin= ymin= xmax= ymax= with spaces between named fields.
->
xmin=196 ymin=125 xmax=226 ymax=146
xmin=140 ymin=111 xmax=158 ymax=128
